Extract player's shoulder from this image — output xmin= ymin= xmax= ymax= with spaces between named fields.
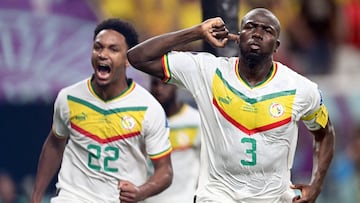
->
xmin=275 ymin=62 xmax=320 ymax=100
xmin=57 ymin=77 xmax=89 ymax=97
xmin=275 ymin=61 xmax=317 ymax=86
xmin=132 ymin=81 xmax=156 ymax=100
xmin=169 ymin=50 xmax=219 ymax=62
xmin=132 ymin=81 xmax=164 ymax=108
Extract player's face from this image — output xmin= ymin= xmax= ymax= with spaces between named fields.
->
xmin=91 ymin=29 xmax=128 ymax=87
xmin=150 ymin=78 xmax=177 ymax=106
xmin=238 ymin=10 xmax=280 ymax=61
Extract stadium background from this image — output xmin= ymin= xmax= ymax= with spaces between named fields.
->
xmin=0 ymin=0 xmax=360 ymax=202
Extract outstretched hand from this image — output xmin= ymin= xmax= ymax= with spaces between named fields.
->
xmin=201 ymin=17 xmax=239 ymax=48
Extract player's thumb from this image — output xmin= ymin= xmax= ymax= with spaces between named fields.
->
xmin=290 ymin=184 xmax=304 ymax=190
xmin=118 ymin=180 xmax=128 ymax=189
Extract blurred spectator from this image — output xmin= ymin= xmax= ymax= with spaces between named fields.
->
xmin=337 ymin=0 xmax=360 ymax=49
xmin=343 ymin=126 xmax=360 ymax=202
xmin=0 ymin=172 xmax=26 ymax=203
xmin=99 ymin=0 xmax=202 ymax=42
xmin=178 ymin=0 xmax=201 ymax=30
xmin=286 ymin=0 xmax=338 ymax=75
xmin=332 ymin=0 xmax=360 ymax=77
xmin=325 ymin=125 xmax=360 ymax=203
xmin=138 ymin=0 xmax=179 ymax=38
xmin=20 ymin=174 xmax=52 ymax=203
xmin=145 ymin=77 xmax=201 ymax=203
xmin=98 ymin=0 xmax=203 ymax=90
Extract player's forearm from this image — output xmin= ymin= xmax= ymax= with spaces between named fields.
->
xmin=127 ymin=25 xmax=202 ymax=67
xmin=31 ymin=158 xmax=61 ymax=202
xmin=31 ymin=134 xmax=65 ymax=202
xmin=138 ymin=162 xmax=173 ymax=200
xmin=310 ymin=122 xmax=335 ymax=193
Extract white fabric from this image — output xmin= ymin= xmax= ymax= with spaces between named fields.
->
xmin=165 ymin=51 xmax=326 ymax=202
xmin=145 ymin=104 xmax=201 ymax=203
xmin=52 ymin=78 xmax=170 ymax=202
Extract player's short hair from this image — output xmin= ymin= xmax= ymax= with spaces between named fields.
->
xmin=94 ymin=18 xmax=138 ymax=49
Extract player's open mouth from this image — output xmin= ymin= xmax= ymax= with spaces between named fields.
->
xmin=96 ymin=64 xmax=111 ymax=79
xmin=98 ymin=64 xmax=111 ymax=72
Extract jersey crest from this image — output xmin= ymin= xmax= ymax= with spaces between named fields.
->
xmin=212 ymin=69 xmax=295 ymax=135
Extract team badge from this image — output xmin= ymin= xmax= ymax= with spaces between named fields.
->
xmin=120 ymin=115 xmax=136 ymax=130
xmin=269 ymin=103 xmax=284 ymax=118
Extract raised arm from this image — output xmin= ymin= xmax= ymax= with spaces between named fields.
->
xmin=292 ymin=119 xmax=335 ymax=203
xmin=127 ymin=17 xmax=238 ymax=79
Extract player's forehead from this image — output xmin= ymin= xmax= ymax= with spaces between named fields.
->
xmin=95 ymin=30 xmax=126 ymax=46
xmin=241 ymin=8 xmax=280 ymax=30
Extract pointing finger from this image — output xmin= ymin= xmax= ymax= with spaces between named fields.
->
xmin=227 ymin=33 xmax=240 ymax=43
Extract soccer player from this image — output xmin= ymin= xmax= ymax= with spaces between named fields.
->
xmin=30 ymin=19 xmax=173 ymax=203
xmin=144 ymin=77 xmax=201 ymax=203
xmin=127 ymin=8 xmax=335 ymax=203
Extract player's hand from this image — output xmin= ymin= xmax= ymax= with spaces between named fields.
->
xmin=291 ymin=184 xmax=319 ymax=203
xmin=200 ymin=17 xmax=239 ymax=47
xmin=118 ymin=180 xmax=142 ymax=203
xmin=228 ymin=33 xmax=240 ymax=44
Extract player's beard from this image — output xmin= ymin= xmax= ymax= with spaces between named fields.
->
xmin=241 ymin=51 xmax=269 ymax=69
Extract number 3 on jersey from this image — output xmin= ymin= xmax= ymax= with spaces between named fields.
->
xmin=87 ymin=144 xmax=119 ymax=172
xmin=240 ymin=137 xmax=257 ymax=166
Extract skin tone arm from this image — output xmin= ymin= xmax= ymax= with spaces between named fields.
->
xmin=30 ymin=130 xmax=67 ymax=203
xmin=127 ymin=17 xmax=238 ymax=79
xmin=118 ymin=155 xmax=172 ymax=203
xmin=291 ymin=120 xmax=335 ymax=203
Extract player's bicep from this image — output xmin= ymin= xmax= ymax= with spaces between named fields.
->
xmin=45 ymin=129 xmax=68 ymax=152
xmin=132 ymin=57 xmax=165 ymax=79
xmin=151 ymin=153 xmax=172 ymax=172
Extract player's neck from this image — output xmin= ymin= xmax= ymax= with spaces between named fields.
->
xmin=238 ymin=60 xmax=273 ymax=87
xmin=91 ymin=78 xmax=129 ymax=101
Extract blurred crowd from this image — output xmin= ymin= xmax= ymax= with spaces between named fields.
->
xmin=1 ymin=0 xmax=360 ymax=202
xmin=95 ymin=0 xmax=360 ymax=76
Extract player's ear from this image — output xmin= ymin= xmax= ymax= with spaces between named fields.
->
xmin=274 ymin=40 xmax=280 ymax=53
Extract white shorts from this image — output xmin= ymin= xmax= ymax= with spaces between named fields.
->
xmin=51 ymin=189 xmax=120 ymax=203
xmin=195 ymin=183 xmax=296 ymax=203
xmin=51 ymin=189 xmax=93 ymax=203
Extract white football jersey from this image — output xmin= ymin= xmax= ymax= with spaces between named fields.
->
xmin=52 ymin=78 xmax=171 ymax=203
xmin=161 ymin=51 xmax=329 ymax=202
xmin=145 ymin=104 xmax=201 ymax=203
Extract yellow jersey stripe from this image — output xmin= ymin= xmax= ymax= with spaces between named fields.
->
xmin=212 ymin=68 xmax=295 ymax=134
xmin=67 ymin=95 xmax=147 ymax=143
